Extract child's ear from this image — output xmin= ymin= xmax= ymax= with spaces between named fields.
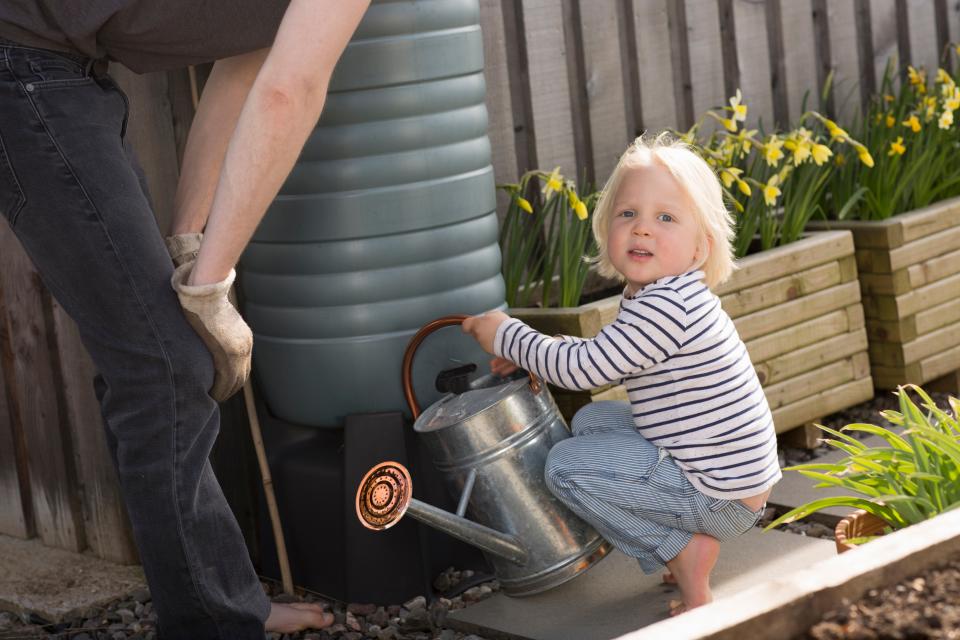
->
xmin=695 ymin=235 xmax=713 ymax=260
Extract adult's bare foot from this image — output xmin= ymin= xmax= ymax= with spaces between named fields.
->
xmin=265 ymin=602 xmax=334 ymax=634
xmin=664 ymin=533 xmax=720 ymax=616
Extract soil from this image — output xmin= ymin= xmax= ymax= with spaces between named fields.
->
xmin=804 ymin=556 xmax=960 ymax=640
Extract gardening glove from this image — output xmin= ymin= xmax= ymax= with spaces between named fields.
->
xmin=164 ymin=232 xmax=203 ymax=268
xmin=171 ymin=260 xmax=251 ymax=402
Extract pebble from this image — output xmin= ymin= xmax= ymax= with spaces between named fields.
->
xmin=345 ymin=611 xmax=362 ymax=631
xmin=348 ymin=602 xmax=378 ymax=616
xmin=403 ymin=595 xmax=426 ymax=611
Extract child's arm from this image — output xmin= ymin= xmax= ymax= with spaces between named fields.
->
xmin=464 ymin=289 xmax=690 ymax=391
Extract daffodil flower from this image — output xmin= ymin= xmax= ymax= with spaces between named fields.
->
xmin=857 ymin=147 xmax=875 ymax=167
xmin=811 ymin=143 xmax=833 ymax=166
xmin=939 ymin=109 xmax=954 ymax=129
xmin=729 ymin=89 xmax=748 ymax=122
xmin=783 ymin=138 xmax=812 ymax=164
xmin=902 ymin=114 xmax=921 ymax=133
xmin=707 ymin=110 xmax=738 ymax=132
xmin=834 ymin=152 xmax=846 ymax=167
xmin=543 ymin=167 xmax=563 ymax=197
xmin=763 ymin=137 xmax=785 ymax=166
xmin=574 ymin=200 xmax=588 ymax=220
xmin=762 ymin=175 xmax=781 ymax=207
xmin=737 ymin=179 xmax=751 ymax=196
xmin=719 ymin=167 xmax=743 ymax=189
xmin=883 ymin=94 xmax=895 ymax=103
xmin=517 ymin=196 xmax=533 ymax=213
xmin=907 ymin=65 xmax=924 ymax=86
xmin=824 ymin=118 xmax=849 ymax=142
xmin=885 ymin=114 xmax=896 ymax=128
xmin=946 ymin=88 xmax=960 ymax=111
xmin=937 ymin=68 xmax=953 ymax=86
xmin=888 ymin=136 xmax=906 ymax=156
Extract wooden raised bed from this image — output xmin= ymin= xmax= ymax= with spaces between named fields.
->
xmin=511 ymin=230 xmax=874 ymax=435
xmin=809 ymin=196 xmax=960 ymax=390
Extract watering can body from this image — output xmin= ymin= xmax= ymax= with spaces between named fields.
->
xmin=412 ymin=374 xmax=611 ymax=595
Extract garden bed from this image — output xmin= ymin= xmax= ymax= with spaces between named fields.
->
xmin=809 ymin=196 xmax=960 ymax=389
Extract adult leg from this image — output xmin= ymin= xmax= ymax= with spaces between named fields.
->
xmin=0 ymin=46 xmax=268 ymax=638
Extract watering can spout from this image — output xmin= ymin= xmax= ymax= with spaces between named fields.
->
xmin=356 ymin=462 xmax=528 ymax=567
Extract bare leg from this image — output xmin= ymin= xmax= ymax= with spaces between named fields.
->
xmin=265 ymin=603 xmax=334 ymax=633
xmin=664 ymin=533 xmax=720 ymax=616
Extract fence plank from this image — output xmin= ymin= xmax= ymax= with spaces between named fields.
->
xmin=523 ymin=0 xmax=578 ymax=176
xmin=633 ymin=0 xmax=678 ymax=135
xmin=826 ymin=0 xmax=863 ymax=126
xmin=685 ymin=0 xmax=725 ymax=133
xmin=781 ymin=0 xmax=819 ymax=124
xmin=50 ymin=301 xmax=139 ymax=564
xmin=949 ymin=0 xmax=960 ymax=56
xmin=0 ymin=226 xmax=84 ymax=552
xmin=907 ymin=0 xmax=941 ymax=76
xmin=0 ymin=323 xmax=31 ymax=539
xmin=871 ymin=0 xmax=900 ymax=92
xmin=480 ymin=0 xmax=519 ymax=187
xmin=581 ymin=0 xmax=629 ymax=182
xmin=733 ymin=0 xmax=775 ymax=131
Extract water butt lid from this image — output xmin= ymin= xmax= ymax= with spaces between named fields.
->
xmin=414 ymin=374 xmax=528 ymax=434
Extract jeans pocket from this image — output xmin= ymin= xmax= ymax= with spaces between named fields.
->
xmin=0 ymin=131 xmax=26 ymax=225
xmin=20 ymin=50 xmax=93 ymax=89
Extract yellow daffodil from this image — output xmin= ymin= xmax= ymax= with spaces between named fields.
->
xmin=517 ymin=196 xmax=533 ymax=214
xmin=763 ymin=136 xmax=785 ymax=166
xmin=824 ymin=118 xmax=848 ymax=142
xmin=735 ymin=127 xmax=758 ymax=155
xmin=902 ymin=114 xmax=921 ymax=133
xmin=946 ymin=87 xmax=960 ymax=111
xmin=729 ymin=89 xmax=748 ymax=122
xmin=907 ymin=65 xmax=925 ymax=86
xmin=737 ymin=179 xmax=751 ymax=196
xmin=939 ymin=109 xmax=954 ymax=129
xmin=543 ymin=167 xmax=563 ymax=197
xmin=719 ymin=167 xmax=743 ymax=189
xmin=574 ymin=200 xmax=589 ymax=220
xmin=883 ymin=94 xmax=895 ymax=103
xmin=925 ymin=96 xmax=938 ymax=121
xmin=811 ymin=143 xmax=833 ymax=166
xmin=834 ymin=152 xmax=846 ymax=167
xmin=784 ymin=138 xmax=812 ymax=164
xmin=885 ymin=113 xmax=896 ymax=128
xmin=937 ymin=68 xmax=953 ymax=86
xmin=708 ymin=110 xmax=738 ymax=132
xmin=857 ymin=147 xmax=875 ymax=167
xmin=888 ymin=136 xmax=906 ymax=156
xmin=762 ymin=175 xmax=781 ymax=207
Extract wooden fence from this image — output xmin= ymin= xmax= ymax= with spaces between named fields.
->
xmin=3 ymin=0 xmax=960 ymax=560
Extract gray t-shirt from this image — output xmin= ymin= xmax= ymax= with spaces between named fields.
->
xmin=0 ymin=1 xmax=290 ymax=73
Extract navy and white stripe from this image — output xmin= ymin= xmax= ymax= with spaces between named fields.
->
xmin=495 ymin=269 xmax=782 ymax=500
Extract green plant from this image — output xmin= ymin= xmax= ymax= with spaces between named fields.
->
xmin=499 ymin=168 xmax=597 ymax=308
xmin=765 ymin=385 xmax=960 ymax=545
xmin=822 ymin=50 xmax=960 ymax=220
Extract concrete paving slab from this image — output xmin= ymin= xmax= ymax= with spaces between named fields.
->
xmin=769 ymin=434 xmax=889 ymax=518
xmin=447 ymin=528 xmax=834 ymax=640
xmin=0 ymin=535 xmax=145 ymax=622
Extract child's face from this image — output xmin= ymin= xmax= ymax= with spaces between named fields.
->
xmin=607 ymin=163 xmax=704 ymax=294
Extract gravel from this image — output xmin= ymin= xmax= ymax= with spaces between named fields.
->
xmin=805 ymin=556 xmax=960 ymax=639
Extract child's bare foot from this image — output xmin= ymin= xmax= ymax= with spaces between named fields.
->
xmin=265 ymin=602 xmax=334 ymax=634
xmin=661 ymin=572 xmax=677 ymax=585
xmin=664 ymin=532 xmax=720 ymax=616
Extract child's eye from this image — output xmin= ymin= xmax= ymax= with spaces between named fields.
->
xmin=657 ymin=212 xmax=674 ymax=222
xmin=619 ymin=209 xmax=635 ymax=217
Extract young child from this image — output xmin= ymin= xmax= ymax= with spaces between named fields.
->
xmin=463 ymin=132 xmax=781 ymax=616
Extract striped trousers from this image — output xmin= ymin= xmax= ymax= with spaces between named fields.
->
xmin=544 ymin=401 xmax=765 ymax=573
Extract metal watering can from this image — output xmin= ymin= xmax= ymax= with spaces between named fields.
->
xmin=355 ymin=315 xmax=611 ymax=596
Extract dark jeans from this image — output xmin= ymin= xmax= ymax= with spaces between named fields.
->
xmin=0 ymin=42 xmax=270 ymax=638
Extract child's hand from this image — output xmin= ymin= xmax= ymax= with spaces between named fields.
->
xmin=462 ymin=310 xmax=509 ymax=355
xmin=490 ymin=357 xmax=519 ymax=377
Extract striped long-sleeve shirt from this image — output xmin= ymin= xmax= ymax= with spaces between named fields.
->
xmin=494 ymin=269 xmax=782 ymax=500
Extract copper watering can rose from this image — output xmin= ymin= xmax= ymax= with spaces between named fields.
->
xmin=355 ymin=314 xmax=611 ymax=596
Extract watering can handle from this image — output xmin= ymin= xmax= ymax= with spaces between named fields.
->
xmin=401 ymin=314 xmax=541 ymax=419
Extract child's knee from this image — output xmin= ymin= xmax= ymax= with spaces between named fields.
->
xmin=570 ymin=400 xmax=629 ymax=436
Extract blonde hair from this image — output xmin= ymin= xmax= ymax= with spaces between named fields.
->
xmin=591 ymin=132 xmax=736 ymax=289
